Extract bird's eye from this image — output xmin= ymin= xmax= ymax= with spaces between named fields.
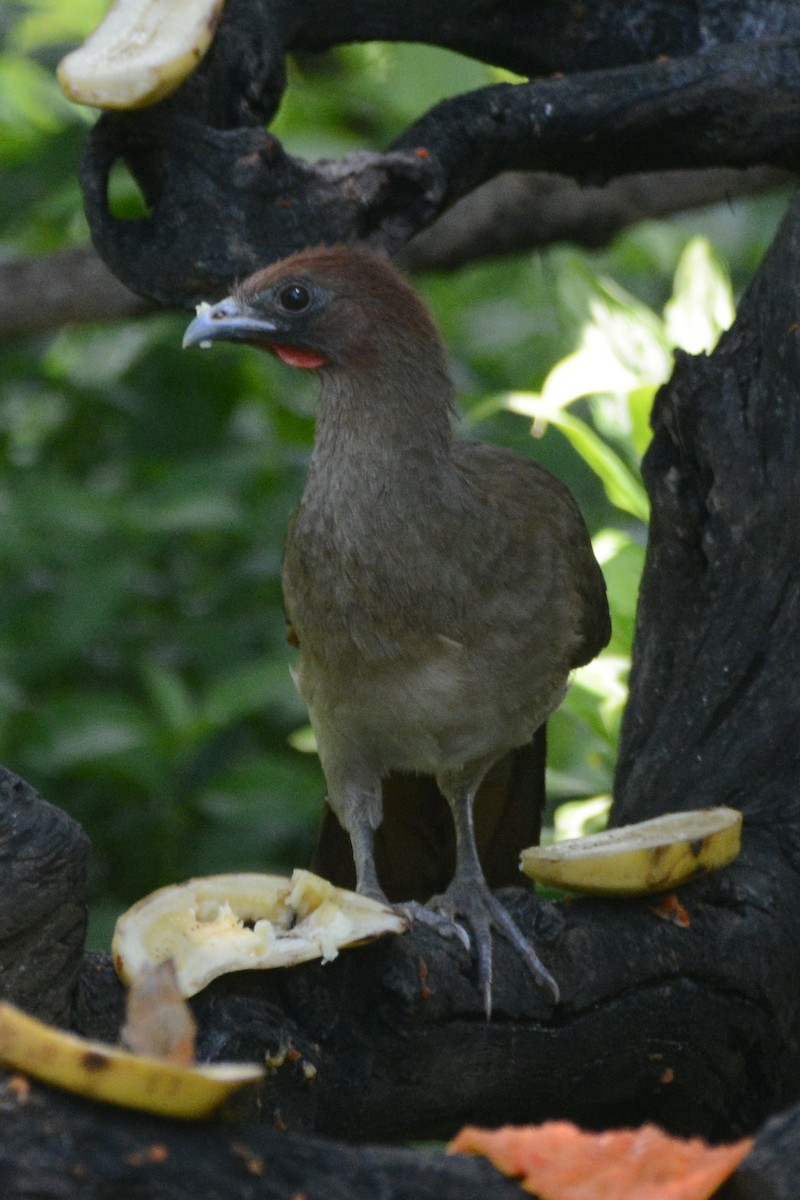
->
xmin=278 ymin=284 xmax=311 ymax=312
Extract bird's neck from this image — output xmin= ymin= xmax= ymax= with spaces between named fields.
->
xmin=307 ymin=351 xmax=455 ymax=491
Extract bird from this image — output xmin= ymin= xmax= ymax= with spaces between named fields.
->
xmin=183 ymin=245 xmax=610 ymax=1015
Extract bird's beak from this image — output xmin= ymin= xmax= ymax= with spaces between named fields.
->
xmin=182 ymin=297 xmax=278 ymax=349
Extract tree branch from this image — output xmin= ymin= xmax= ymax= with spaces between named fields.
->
xmin=0 ymin=168 xmax=786 ymax=340
xmin=0 ymin=1062 xmax=794 ymax=1199
xmin=400 ymin=166 xmax=789 ymax=271
xmin=285 ymin=0 xmax=800 ymax=79
xmin=0 ymin=245 xmax=151 ymax=339
xmin=80 ymin=33 xmax=800 ymax=306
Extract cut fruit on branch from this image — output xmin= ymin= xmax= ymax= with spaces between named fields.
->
xmin=57 ymin=0 xmax=227 ymax=110
xmin=520 ymin=807 xmax=742 ymax=896
xmin=449 ymin=1120 xmax=753 ymax=1200
xmin=112 ymin=869 xmax=408 ymax=997
xmin=0 ymin=1001 xmax=263 ymax=1119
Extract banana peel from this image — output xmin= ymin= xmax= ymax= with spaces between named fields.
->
xmin=113 ymin=868 xmax=408 ymax=998
xmin=57 ymin=0 xmax=226 ymax=110
xmin=520 ymin=807 xmax=742 ymax=896
xmin=0 ymin=1001 xmax=263 ymax=1119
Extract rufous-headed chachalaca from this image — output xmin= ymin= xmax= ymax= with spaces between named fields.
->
xmin=183 ymin=246 xmax=610 ymax=1015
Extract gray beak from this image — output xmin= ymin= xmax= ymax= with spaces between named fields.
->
xmin=182 ymin=297 xmax=278 ymax=349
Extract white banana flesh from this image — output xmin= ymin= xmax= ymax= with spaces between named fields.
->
xmin=57 ymin=0 xmax=227 ymax=110
xmin=113 ymin=868 xmax=408 ymax=997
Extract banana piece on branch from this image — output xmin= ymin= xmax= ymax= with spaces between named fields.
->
xmin=0 ymin=1001 xmax=263 ymax=1119
xmin=520 ymin=807 xmax=742 ymax=896
xmin=57 ymin=0 xmax=226 ymax=110
xmin=113 ymin=869 xmax=408 ymax=998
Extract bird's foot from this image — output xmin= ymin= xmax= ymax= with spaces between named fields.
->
xmin=397 ymin=900 xmax=471 ymax=952
xmin=405 ymin=880 xmax=559 ymax=1018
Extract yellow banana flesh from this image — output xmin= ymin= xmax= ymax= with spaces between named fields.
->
xmin=0 ymin=1001 xmax=263 ymax=1119
xmin=57 ymin=0 xmax=226 ymax=110
xmin=520 ymin=806 xmax=742 ymax=896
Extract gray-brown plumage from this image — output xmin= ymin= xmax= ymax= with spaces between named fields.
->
xmin=183 ymin=246 xmax=610 ymax=1014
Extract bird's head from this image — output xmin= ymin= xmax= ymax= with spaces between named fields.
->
xmin=182 ymin=245 xmax=442 ymax=374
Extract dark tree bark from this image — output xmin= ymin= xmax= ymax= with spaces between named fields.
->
xmin=0 ymin=1060 xmax=795 ymax=1200
xmin=0 ymin=166 xmax=787 ymax=341
xmin=613 ymin=226 xmax=800 ymax=835
xmin=77 ymin=0 xmax=800 ymax=305
xmin=0 ymin=1070 xmax=525 ymax=1200
xmin=0 ymin=768 xmax=89 ymax=1026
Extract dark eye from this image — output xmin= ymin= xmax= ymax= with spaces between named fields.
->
xmin=278 ymin=284 xmax=311 ymax=312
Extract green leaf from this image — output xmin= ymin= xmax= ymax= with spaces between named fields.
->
xmin=626 ymin=384 xmax=658 ymax=459
xmin=24 ymin=693 xmax=154 ymax=773
xmin=141 ymin=661 xmax=198 ymax=736
xmin=553 ymin=795 xmax=612 ymax=841
xmin=506 ymin=394 xmax=649 ymax=521
xmin=202 ymin=658 xmax=305 ymax=728
xmin=664 ymin=236 xmax=734 ymax=354
xmin=552 ymin=253 xmax=673 ymax=382
xmin=10 ymin=0 xmax=107 ymax=51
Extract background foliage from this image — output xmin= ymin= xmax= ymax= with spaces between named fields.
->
xmin=0 ymin=1 xmax=788 ymax=944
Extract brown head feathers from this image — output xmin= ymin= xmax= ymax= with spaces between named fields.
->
xmin=232 ymin=245 xmax=446 ymax=372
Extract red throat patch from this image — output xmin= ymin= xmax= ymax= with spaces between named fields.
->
xmin=273 ymin=344 xmax=328 ymax=370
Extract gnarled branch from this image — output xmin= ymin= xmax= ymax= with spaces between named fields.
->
xmin=77 ymin=0 xmax=800 ymax=305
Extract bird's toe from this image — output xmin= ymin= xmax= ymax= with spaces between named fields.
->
xmin=421 ymin=880 xmax=559 ymax=1017
xmin=397 ymin=899 xmax=471 ymax=951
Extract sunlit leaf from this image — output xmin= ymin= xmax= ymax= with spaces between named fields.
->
xmin=553 ymin=253 xmax=672 ymax=381
xmin=664 ymin=236 xmax=735 ymax=354
xmin=627 ymin=383 xmax=658 ymax=458
xmin=506 ymin=393 xmax=650 ymax=521
xmin=0 ymin=56 xmax=75 ymax=159
xmin=553 ymin=795 xmax=612 ymax=841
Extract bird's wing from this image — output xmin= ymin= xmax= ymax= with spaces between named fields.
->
xmin=449 ymin=439 xmax=611 ymax=670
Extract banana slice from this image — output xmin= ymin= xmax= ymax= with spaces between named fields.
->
xmin=57 ymin=0 xmax=227 ymax=110
xmin=113 ymin=869 xmax=408 ymax=997
xmin=520 ymin=807 xmax=742 ymax=896
xmin=0 ymin=1001 xmax=263 ymax=1119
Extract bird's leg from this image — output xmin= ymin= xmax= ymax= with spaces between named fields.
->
xmin=328 ymin=776 xmax=387 ymax=902
xmin=433 ymin=769 xmax=560 ymax=1017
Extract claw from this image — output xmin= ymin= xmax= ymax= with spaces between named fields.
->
xmin=404 ymin=882 xmax=559 ymax=1019
xmin=486 ymin=890 xmax=560 ymax=1006
xmin=398 ymin=900 xmax=471 ymax=952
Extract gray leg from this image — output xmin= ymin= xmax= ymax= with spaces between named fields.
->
xmin=328 ymin=775 xmax=386 ymax=901
xmin=435 ymin=766 xmax=560 ymax=1018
